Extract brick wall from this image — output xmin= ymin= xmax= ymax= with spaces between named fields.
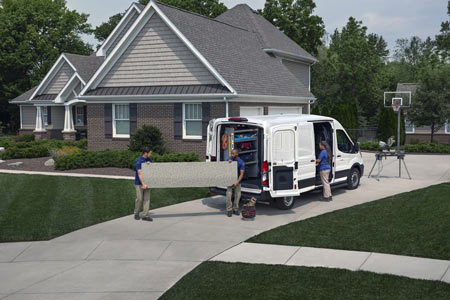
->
xmin=406 ymin=134 xmax=450 ymax=144
xmin=87 ymin=102 xmax=226 ymax=157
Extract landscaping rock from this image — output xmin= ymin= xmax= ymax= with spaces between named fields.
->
xmin=0 ymin=160 xmax=5 ymax=164
xmin=44 ymin=158 xmax=55 ymax=167
xmin=0 ymin=147 xmax=5 ymax=152
xmin=8 ymin=162 xmax=23 ymax=167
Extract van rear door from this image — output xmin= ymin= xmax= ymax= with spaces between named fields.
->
xmin=269 ymin=124 xmax=298 ymax=198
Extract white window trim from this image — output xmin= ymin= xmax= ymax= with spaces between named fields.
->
xmin=405 ymin=118 xmax=415 ymax=134
xmin=20 ymin=106 xmax=23 ymax=129
xmin=75 ymin=106 xmax=85 ymax=127
xmin=268 ymin=106 xmax=303 ymax=115
xmin=112 ymin=104 xmax=130 ymax=138
xmin=239 ymin=106 xmax=264 ymax=116
xmin=183 ymin=103 xmax=202 ymax=140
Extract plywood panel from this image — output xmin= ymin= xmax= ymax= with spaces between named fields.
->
xmin=141 ymin=162 xmax=237 ymax=188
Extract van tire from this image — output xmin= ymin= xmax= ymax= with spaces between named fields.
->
xmin=347 ymin=168 xmax=360 ymax=190
xmin=275 ymin=196 xmax=295 ymax=210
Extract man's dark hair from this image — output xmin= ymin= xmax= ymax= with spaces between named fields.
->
xmin=142 ymin=147 xmax=151 ymax=154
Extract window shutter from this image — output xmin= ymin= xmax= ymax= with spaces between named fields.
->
xmin=202 ymin=102 xmax=210 ymax=140
xmin=47 ymin=107 xmax=52 ymax=125
xmin=83 ymin=106 xmax=87 ymax=126
xmin=104 ymin=104 xmax=112 ymax=138
xmin=129 ymin=103 xmax=137 ymax=135
xmin=174 ymin=103 xmax=182 ymax=140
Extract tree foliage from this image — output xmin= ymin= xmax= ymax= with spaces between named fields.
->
xmin=435 ymin=1 xmax=450 ymax=62
xmin=376 ymin=108 xmax=405 ymax=145
xmin=94 ymin=13 xmax=123 ymax=44
xmin=0 ymin=0 xmax=93 ymax=133
xmin=407 ymin=65 xmax=450 ymax=143
xmin=139 ymin=0 xmax=227 ymax=18
xmin=260 ymin=0 xmax=325 ymax=56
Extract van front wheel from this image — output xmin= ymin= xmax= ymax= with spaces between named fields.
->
xmin=347 ymin=168 xmax=360 ymax=190
xmin=275 ymin=196 xmax=295 ymax=210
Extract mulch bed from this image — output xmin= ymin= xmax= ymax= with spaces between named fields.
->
xmin=0 ymin=157 xmax=134 ymax=177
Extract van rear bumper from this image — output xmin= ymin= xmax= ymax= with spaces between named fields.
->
xmin=209 ymin=187 xmax=272 ymax=202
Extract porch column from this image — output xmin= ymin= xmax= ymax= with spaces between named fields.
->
xmin=62 ymin=105 xmax=76 ymax=141
xmin=34 ymin=105 xmax=47 ymax=139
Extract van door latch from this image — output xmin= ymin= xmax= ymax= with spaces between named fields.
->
xmin=294 ymin=162 xmax=298 ymax=170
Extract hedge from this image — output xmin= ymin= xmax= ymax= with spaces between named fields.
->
xmin=54 ymin=150 xmax=200 ymax=171
xmin=0 ymin=138 xmax=87 ymax=159
xmin=359 ymin=141 xmax=450 ymax=153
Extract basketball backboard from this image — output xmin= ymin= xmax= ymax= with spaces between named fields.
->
xmin=384 ymin=91 xmax=412 ymax=108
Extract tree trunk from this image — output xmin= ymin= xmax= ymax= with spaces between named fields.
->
xmin=430 ymin=124 xmax=435 ymax=143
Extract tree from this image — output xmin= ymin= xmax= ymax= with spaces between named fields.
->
xmin=260 ymin=0 xmax=325 ymax=56
xmin=139 ymin=0 xmax=227 ymax=18
xmin=407 ymin=65 xmax=450 ymax=143
xmin=0 ymin=0 xmax=93 ymax=134
xmin=436 ymin=1 xmax=450 ymax=62
xmin=311 ymin=17 xmax=389 ymax=126
xmin=94 ymin=13 xmax=123 ymax=44
xmin=376 ymin=107 xmax=405 ymax=145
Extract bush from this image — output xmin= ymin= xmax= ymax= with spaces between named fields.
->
xmin=14 ymin=134 xmax=35 ymax=142
xmin=358 ymin=141 xmax=450 ymax=153
xmin=0 ymin=138 xmax=88 ymax=159
xmin=129 ymin=125 xmax=166 ymax=154
xmin=54 ymin=150 xmax=200 ymax=171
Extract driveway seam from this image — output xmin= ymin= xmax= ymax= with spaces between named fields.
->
xmin=207 ymin=242 xmax=242 ymax=261
xmin=284 ymin=246 xmax=302 ymax=265
xmin=357 ymin=252 xmax=373 ymax=270
xmin=85 ymin=240 xmax=105 ymax=260
xmin=10 ymin=243 xmax=32 ymax=262
xmin=156 ymin=241 xmax=173 ymax=261
xmin=440 ymin=263 xmax=450 ymax=281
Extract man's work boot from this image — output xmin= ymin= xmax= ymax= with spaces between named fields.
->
xmin=233 ymin=210 xmax=240 ymax=216
xmin=227 ymin=211 xmax=232 ymax=217
xmin=134 ymin=213 xmax=140 ymax=220
xmin=142 ymin=216 xmax=153 ymax=222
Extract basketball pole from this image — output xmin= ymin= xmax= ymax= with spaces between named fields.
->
xmin=397 ymin=106 xmax=401 ymax=177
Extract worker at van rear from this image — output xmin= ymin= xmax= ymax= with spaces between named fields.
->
xmin=134 ymin=147 xmax=153 ymax=221
xmin=226 ymin=149 xmax=245 ymax=217
xmin=316 ymin=141 xmax=333 ymax=201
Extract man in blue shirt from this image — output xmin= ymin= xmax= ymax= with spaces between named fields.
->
xmin=134 ymin=147 xmax=153 ymax=221
xmin=226 ymin=149 xmax=245 ymax=217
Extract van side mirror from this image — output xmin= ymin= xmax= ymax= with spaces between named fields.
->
xmin=354 ymin=143 xmax=360 ymax=153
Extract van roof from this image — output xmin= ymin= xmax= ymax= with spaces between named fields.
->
xmin=216 ymin=114 xmax=335 ymax=127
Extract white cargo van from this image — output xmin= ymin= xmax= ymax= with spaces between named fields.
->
xmin=206 ymin=114 xmax=364 ymax=210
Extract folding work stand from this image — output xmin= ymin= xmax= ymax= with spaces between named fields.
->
xmin=368 ymin=151 xmax=412 ymax=181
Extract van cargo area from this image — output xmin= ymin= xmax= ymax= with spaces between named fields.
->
xmin=218 ymin=123 xmax=263 ymax=190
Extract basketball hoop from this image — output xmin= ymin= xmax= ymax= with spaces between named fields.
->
xmin=392 ymin=103 xmax=401 ymax=113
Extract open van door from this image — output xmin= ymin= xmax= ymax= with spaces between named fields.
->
xmin=269 ymin=124 xmax=298 ymax=198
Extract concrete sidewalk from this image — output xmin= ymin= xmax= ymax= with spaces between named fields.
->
xmin=0 ymin=153 xmax=449 ymax=300
xmin=211 ymin=243 xmax=450 ymax=283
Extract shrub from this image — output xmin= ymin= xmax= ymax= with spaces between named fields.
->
xmin=0 ymin=138 xmax=88 ymax=159
xmin=128 ymin=125 xmax=166 ymax=154
xmin=54 ymin=150 xmax=200 ymax=171
xmin=57 ymin=146 xmax=83 ymax=157
xmin=14 ymin=134 xmax=35 ymax=142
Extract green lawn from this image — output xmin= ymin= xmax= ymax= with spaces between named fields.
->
xmin=248 ymin=183 xmax=450 ymax=260
xmin=160 ymin=262 xmax=450 ymax=300
xmin=0 ymin=174 xmax=211 ymax=242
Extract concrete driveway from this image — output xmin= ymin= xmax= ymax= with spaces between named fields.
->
xmin=1 ymin=153 xmax=449 ymax=300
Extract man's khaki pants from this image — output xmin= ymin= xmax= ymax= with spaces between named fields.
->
xmin=135 ymin=185 xmax=150 ymax=217
xmin=226 ymin=184 xmax=241 ymax=212
xmin=320 ymin=170 xmax=332 ymax=198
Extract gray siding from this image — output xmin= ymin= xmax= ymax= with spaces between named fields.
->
xmin=104 ymin=10 xmax=139 ymax=57
xmin=282 ymin=59 xmax=310 ymax=90
xmin=21 ymin=106 xmax=36 ymax=129
xmin=100 ymin=14 xmax=219 ymax=87
xmin=42 ymin=62 xmax=74 ymax=95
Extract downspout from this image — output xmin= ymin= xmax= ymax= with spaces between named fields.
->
xmin=224 ymin=96 xmax=229 ymax=118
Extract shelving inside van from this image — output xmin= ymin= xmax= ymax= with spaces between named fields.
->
xmin=218 ymin=123 xmax=263 ymax=189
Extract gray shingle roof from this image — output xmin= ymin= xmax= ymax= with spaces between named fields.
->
xmin=157 ymin=2 xmax=314 ymax=98
xmin=85 ymin=84 xmax=229 ymax=96
xmin=215 ymin=4 xmax=317 ymax=63
xmin=10 ymin=86 xmax=37 ymax=103
xmin=63 ymin=53 xmax=104 ymax=83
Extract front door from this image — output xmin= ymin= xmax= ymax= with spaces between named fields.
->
xmin=269 ymin=124 xmax=298 ymax=198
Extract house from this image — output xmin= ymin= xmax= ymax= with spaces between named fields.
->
xmin=10 ymin=0 xmax=317 ymax=156
xmin=398 ymin=83 xmax=450 ymax=144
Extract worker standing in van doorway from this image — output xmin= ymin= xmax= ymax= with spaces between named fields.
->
xmin=227 ymin=149 xmax=245 ymax=217
xmin=316 ymin=141 xmax=333 ymax=201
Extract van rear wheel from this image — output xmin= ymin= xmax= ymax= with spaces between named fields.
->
xmin=347 ymin=168 xmax=360 ymax=190
xmin=275 ymin=196 xmax=295 ymax=210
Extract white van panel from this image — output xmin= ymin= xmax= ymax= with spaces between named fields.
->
xmin=273 ymin=129 xmax=295 ymax=163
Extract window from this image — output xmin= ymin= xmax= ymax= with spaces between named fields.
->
xmin=445 ymin=120 xmax=449 ymax=134
xmin=405 ymin=118 xmax=415 ymax=133
xmin=113 ymin=104 xmax=130 ymax=138
xmin=42 ymin=107 xmax=48 ymax=126
xmin=76 ymin=106 xmax=84 ymax=126
xmin=336 ymin=130 xmax=354 ymax=153
xmin=183 ymin=103 xmax=202 ymax=139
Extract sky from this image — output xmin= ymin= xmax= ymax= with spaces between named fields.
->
xmin=66 ymin=0 xmax=449 ymax=56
